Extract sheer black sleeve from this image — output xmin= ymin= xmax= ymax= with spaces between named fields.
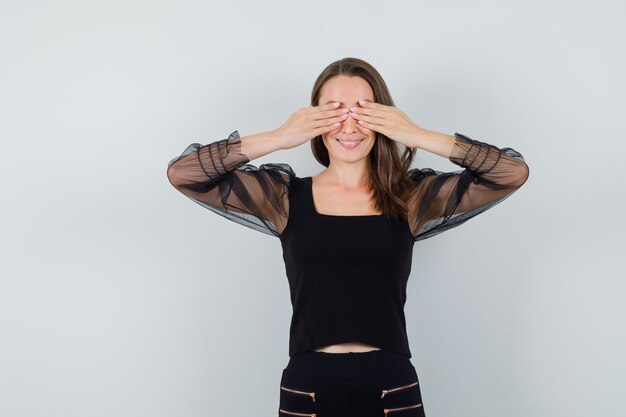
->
xmin=407 ymin=132 xmax=529 ymax=242
xmin=166 ymin=130 xmax=296 ymax=237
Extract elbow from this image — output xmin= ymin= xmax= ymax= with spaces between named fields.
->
xmin=513 ymin=162 xmax=530 ymax=188
xmin=166 ymin=164 xmax=183 ymax=189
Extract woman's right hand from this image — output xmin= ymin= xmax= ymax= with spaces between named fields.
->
xmin=274 ymin=102 xmax=350 ymax=150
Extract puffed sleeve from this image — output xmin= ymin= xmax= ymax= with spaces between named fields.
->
xmin=407 ymin=132 xmax=529 ymax=242
xmin=166 ymin=130 xmax=296 ymax=237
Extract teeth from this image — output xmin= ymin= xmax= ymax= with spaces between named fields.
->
xmin=337 ymin=139 xmax=363 ymax=145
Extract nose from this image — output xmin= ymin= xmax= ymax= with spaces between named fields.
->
xmin=340 ymin=110 xmax=359 ymax=130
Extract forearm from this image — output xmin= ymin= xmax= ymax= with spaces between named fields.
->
xmin=167 ymin=129 xmax=283 ymax=189
xmin=410 ymin=127 xmax=529 ymax=186
xmin=410 ymin=127 xmax=456 ymax=159
xmin=239 ymin=129 xmax=285 ymax=161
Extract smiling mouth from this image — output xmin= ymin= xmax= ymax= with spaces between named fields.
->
xmin=336 ymin=138 xmax=364 ymax=149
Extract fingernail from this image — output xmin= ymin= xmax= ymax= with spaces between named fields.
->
xmin=358 ymin=100 xmax=365 ymax=105
xmin=333 ymin=102 xmax=340 ymax=107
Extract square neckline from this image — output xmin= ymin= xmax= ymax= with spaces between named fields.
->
xmin=306 ymin=176 xmax=384 ymax=218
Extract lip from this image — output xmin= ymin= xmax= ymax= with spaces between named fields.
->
xmin=336 ymin=137 xmax=364 ymax=149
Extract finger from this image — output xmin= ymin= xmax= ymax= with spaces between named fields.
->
xmin=351 ymin=107 xmax=385 ymax=121
xmin=313 ymin=106 xmax=349 ymax=121
xmin=355 ymin=120 xmax=377 ymax=136
xmin=351 ymin=111 xmax=386 ymax=126
xmin=357 ymin=100 xmax=390 ymax=117
xmin=317 ymin=113 xmax=348 ymax=130
xmin=355 ymin=118 xmax=385 ymax=134
xmin=311 ymin=113 xmax=347 ymax=131
xmin=316 ymin=119 xmax=342 ymax=134
xmin=315 ymin=101 xmax=341 ymax=111
xmin=358 ymin=99 xmax=386 ymax=109
xmin=306 ymin=101 xmax=339 ymax=116
xmin=355 ymin=122 xmax=373 ymax=134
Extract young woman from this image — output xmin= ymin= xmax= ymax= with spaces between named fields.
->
xmin=166 ymin=57 xmax=529 ymax=417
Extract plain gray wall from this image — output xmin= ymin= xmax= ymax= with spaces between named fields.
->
xmin=1 ymin=1 xmax=624 ymax=416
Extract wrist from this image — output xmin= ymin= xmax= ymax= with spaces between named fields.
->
xmin=408 ymin=127 xmax=431 ymax=149
xmin=270 ymin=128 xmax=288 ymax=151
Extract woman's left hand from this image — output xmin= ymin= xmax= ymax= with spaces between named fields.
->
xmin=350 ymin=100 xmax=423 ymax=148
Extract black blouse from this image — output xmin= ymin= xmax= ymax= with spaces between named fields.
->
xmin=166 ymin=130 xmax=529 ymax=357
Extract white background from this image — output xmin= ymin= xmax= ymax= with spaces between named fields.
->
xmin=1 ymin=1 xmax=624 ymax=416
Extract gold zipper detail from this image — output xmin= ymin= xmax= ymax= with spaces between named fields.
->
xmin=280 ymin=385 xmax=316 ymax=402
xmin=381 ymin=380 xmax=419 ymax=398
xmin=383 ymin=403 xmax=423 ymax=415
xmin=279 ymin=408 xmax=316 ymax=417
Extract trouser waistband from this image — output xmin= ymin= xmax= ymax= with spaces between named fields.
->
xmin=285 ymin=349 xmax=414 ymax=379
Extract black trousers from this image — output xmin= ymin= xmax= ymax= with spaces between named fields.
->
xmin=278 ymin=349 xmax=426 ymax=417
